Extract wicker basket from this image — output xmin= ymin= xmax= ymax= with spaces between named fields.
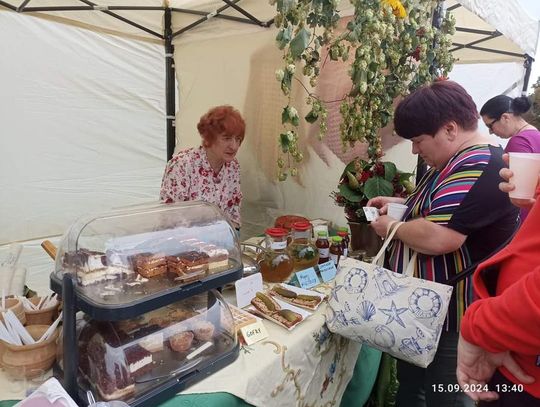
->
xmin=0 ymin=297 xmax=26 ymax=326
xmin=24 ymin=297 xmax=60 ymax=326
xmin=1 ymin=324 xmax=59 ymax=378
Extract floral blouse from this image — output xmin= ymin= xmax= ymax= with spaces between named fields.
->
xmin=160 ymin=146 xmax=242 ymax=226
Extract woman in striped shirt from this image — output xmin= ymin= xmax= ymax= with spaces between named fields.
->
xmin=368 ymin=81 xmax=518 ymax=407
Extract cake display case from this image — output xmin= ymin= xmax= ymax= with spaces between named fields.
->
xmin=50 ymin=202 xmax=242 ymax=406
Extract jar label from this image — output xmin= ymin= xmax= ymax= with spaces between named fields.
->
xmin=330 ymin=253 xmax=339 ymax=265
xmin=319 ymin=248 xmax=329 ymax=257
xmin=271 ymin=241 xmax=287 ymax=250
xmin=343 ymin=248 xmax=348 ymax=258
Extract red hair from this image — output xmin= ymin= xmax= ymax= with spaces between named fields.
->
xmin=197 ymin=105 xmax=246 ymax=147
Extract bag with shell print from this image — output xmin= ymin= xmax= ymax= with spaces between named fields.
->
xmin=325 ymin=221 xmax=453 ymax=368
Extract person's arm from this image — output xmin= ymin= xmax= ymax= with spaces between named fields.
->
xmin=159 ymin=155 xmax=189 ymax=203
xmin=371 ymin=215 xmax=466 ymax=255
xmin=461 ymin=265 xmax=540 ymax=355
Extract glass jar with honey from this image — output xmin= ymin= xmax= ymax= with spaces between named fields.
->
xmin=257 ymin=227 xmax=294 ymax=283
xmin=288 ymin=221 xmax=320 ymax=272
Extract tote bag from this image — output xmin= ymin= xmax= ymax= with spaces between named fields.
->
xmin=325 ymin=222 xmax=453 ymax=368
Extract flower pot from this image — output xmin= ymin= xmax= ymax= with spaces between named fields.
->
xmin=24 ymin=297 xmax=60 ymax=326
xmin=348 ymin=222 xmax=383 ymax=258
xmin=0 ymin=297 xmax=26 ymax=326
xmin=1 ymin=325 xmax=59 ymax=378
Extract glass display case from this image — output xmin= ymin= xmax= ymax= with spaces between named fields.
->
xmin=51 ymin=201 xmax=242 ymax=319
xmin=50 ymin=202 xmax=242 ymax=406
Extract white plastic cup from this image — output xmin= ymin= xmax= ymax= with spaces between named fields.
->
xmin=387 ymin=203 xmax=408 ymax=220
xmin=508 ymin=152 xmax=540 ymax=199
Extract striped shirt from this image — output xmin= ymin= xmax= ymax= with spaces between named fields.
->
xmin=388 ymin=144 xmax=518 ymax=331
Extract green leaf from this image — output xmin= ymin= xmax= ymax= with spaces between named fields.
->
xmin=305 ymin=109 xmax=319 ymax=123
xmin=281 ymin=70 xmax=292 ymax=93
xmin=280 ymin=133 xmax=290 ymax=153
xmin=290 ymin=27 xmax=311 ymax=59
xmin=364 ymin=176 xmax=393 ymax=199
xmin=399 ymin=172 xmax=414 ymax=182
xmin=281 ymin=107 xmax=290 ymax=124
xmin=383 ymin=162 xmax=397 ymax=181
xmin=338 ymin=184 xmax=364 ymax=203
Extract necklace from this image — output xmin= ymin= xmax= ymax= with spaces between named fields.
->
xmin=514 ymin=123 xmax=530 ymax=136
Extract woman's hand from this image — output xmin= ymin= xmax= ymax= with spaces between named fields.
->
xmin=367 ymin=196 xmax=406 ymax=215
xmin=370 ymin=215 xmax=395 ymax=238
xmin=499 ymin=153 xmax=538 ymax=208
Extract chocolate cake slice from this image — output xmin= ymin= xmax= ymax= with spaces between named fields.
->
xmin=167 ymin=251 xmax=209 ymax=282
xmin=124 ymin=344 xmax=153 ymax=377
xmin=132 ymin=252 xmax=167 ymax=278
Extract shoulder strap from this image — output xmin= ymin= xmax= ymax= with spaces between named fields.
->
xmin=443 ymin=218 xmax=520 ymax=285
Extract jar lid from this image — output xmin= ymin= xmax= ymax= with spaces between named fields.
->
xmin=337 ymin=231 xmax=348 ymax=237
xmin=265 ymin=227 xmax=288 ymax=237
xmin=332 ymin=236 xmax=343 ymax=242
xmin=338 ymin=226 xmax=349 ymax=232
xmin=317 ymin=231 xmax=328 ymax=237
xmin=291 ymin=221 xmax=311 ymax=231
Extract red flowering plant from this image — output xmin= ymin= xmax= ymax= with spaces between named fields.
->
xmin=331 ymin=158 xmax=415 ymax=222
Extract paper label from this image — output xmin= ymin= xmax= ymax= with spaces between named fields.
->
xmin=235 ymin=273 xmax=263 ymax=308
xmin=293 ymin=267 xmax=320 ymax=289
xmin=318 ymin=248 xmax=329 ymax=257
xmin=362 ymin=206 xmax=380 ymax=222
xmin=240 ymin=320 xmax=268 ymax=345
xmin=318 ymin=261 xmax=337 ymax=282
xmin=270 ymin=241 xmax=287 ymax=250
xmin=330 ymin=253 xmax=339 ymax=266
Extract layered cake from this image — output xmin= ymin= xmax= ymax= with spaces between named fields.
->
xmin=124 ymin=344 xmax=153 ymax=377
xmin=66 ymin=249 xmax=134 ymax=286
xmin=132 ymin=252 xmax=167 ymax=278
xmin=167 ymin=251 xmax=209 ymax=282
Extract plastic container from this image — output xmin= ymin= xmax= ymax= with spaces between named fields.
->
xmin=50 ymin=201 xmax=242 ymax=320
xmin=257 ymin=228 xmax=294 ymax=283
xmin=72 ymin=290 xmax=236 ymax=404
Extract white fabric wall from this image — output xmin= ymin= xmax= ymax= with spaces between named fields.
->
xmin=0 ymin=11 xmax=166 ymax=245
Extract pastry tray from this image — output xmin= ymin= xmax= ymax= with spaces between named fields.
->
xmin=50 ymin=261 xmax=243 ymax=320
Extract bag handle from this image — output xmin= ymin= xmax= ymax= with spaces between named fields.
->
xmin=371 ymin=221 xmax=403 ymax=265
xmin=371 ymin=221 xmax=418 ymax=277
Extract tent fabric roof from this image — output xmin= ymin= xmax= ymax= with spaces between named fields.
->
xmin=1 ymin=1 xmax=538 ymax=61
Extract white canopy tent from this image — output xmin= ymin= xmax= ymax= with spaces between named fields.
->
xmin=1 ymin=0 xmax=539 ymax=295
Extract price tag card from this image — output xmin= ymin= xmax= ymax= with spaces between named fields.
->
xmin=240 ymin=320 xmax=268 ymax=345
xmin=292 ymin=267 xmax=320 ymax=289
xmin=362 ymin=206 xmax=380 ymax=222
xmin=318 ymin=261 xmax=337 ymax=282
xmin=235 ymin=273 xmax=263 ymax=308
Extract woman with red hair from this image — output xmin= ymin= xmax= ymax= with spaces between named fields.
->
xmin=160 ymin=105 xmax=245 ymax=228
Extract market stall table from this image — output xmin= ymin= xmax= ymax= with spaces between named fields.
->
xmin=0 ymin=299 xmax=381 ymax=406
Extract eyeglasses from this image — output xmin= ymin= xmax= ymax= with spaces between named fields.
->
xmin=486 ymin=117 xmax=500 ymax=131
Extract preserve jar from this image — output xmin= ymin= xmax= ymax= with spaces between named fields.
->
xmin=315 ymin=231 xmax=330 ymax=264
xmin=337 ymin=228 xmax=350 ymax=259
xmin=329 ymin=236 xmax=343 ymax=266
xmin=257 ymin=227 xmax=294 ymax=283
xmin=288 ymin=221 xmax=319 ymax=271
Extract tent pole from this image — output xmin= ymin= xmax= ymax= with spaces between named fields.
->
xmin=165 ymin=8 xmax=176 ymax=161
xmin=522 ymin=54 xmax=534 ymax=95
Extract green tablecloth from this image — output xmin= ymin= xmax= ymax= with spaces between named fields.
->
xmin=0 ymin=346 xmax=381 ymax=407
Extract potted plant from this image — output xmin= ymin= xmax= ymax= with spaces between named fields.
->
xmin=331 ymin=158 xmax=414 ymax=255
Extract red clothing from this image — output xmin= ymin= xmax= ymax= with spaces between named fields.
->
xmin=460 ymin=197 xmax=540 ymax=397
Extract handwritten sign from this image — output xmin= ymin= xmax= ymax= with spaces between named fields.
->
xmin=318 ymin=261 xmax=337 ymax=282
xmin=240 ymin=320 xmax=268 ymax=345
xmin=235 ymin=273 xmax=263 ymax=308
xmin=290 ymin=267 xmax=320 ymax=289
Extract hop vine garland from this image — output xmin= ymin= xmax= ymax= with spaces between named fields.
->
xmin=272 ymin=0 xmax=455 ymax=181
